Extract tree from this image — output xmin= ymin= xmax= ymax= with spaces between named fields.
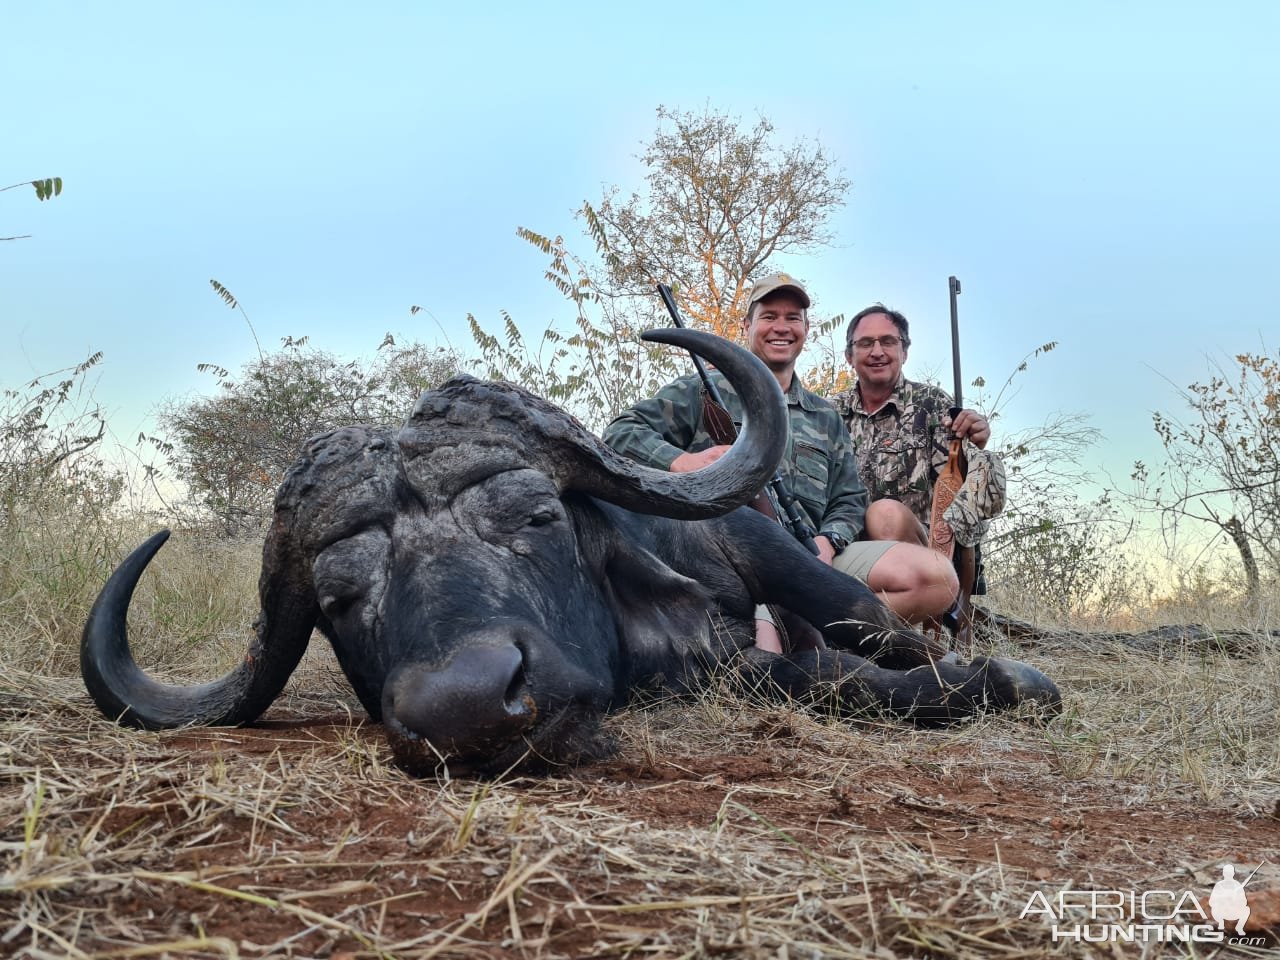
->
xmin=585 ymin=105 xmax=850 ymax=337
xmin=1131 ymin=351 xmax=1280 ymax=600
xmin=466 ymin=233 xmax=693 ymax=431
xmin=467 ymin=105 xmax=851 ymax=428
xmin=158 ymin=283 xmax=460 ymax=535
xmin=2 ymin=176 xmax=63 ymax=241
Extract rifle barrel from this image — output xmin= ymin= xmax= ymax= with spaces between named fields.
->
xmin=948 ymin=276 xmax=963 ymax=410
xmin=657 ymin=284 xmax=730 ymax=410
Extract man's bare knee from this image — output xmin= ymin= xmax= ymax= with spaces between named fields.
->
xmin=866 ymin=543 xmax=958 ymax=621
xmin=865 ymin=499 xmax=928 ymax=545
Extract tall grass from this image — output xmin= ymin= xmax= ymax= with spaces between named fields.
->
xmin=0 ymin=361 xmax=262 ymax=676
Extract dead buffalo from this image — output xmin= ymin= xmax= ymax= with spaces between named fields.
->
xmin=82 ymin=328 xmax=1060 ymax=776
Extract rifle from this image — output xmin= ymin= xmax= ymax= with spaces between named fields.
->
xmin=655 ymin=283 xmax=820 ymax=556
xmin=928 ymin=276 xmax=978 ymax=647
xmin=949 ymin=276 xmax=964 ymax=415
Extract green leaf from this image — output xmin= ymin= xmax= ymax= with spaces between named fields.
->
xmin=210 ymin=279 xmax=239 ymax=309
xmin=516 ymin=226 xmax=553 ymax=254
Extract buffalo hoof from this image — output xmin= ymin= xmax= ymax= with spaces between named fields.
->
xmin=973 ymin=656 xmax=1063 ymax=719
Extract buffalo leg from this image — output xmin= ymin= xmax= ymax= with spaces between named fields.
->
xmin=736 ymin=647 xmax=1061 ymax=725
xmin=716 ymin=513 xmax=944 ymax=667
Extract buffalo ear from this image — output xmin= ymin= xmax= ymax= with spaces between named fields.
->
xmin=601 ymin=538 xmax=719 ymax=692
xmin=567 ymin=500 xmax=719 ymax=692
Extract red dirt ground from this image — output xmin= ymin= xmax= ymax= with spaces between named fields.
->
xmin=113 ymin=713 xmax=1279 ymax=957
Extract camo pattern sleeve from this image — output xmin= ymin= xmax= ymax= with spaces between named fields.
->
xmin=792 ymin=388 xmax=867 ymax=543
xmin=601 ymin=373 xmax=716 ymax=470
xmin=605 ymin=372 xmax=868 ymax=542
xmin=836 ymin=377 xmax=953 ymax=525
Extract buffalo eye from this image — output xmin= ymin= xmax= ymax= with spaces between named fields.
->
xmin=317 ymin=581 xmax=364 ymax=619
xmin=526 ymin=506 xmax=562 ymax=528
xmin=312 ymin=527 xmax=389 ymax=622
xmin=314 ymin=562 xmax=372 ymax=619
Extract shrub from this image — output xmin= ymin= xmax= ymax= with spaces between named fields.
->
xmin=0 ymin=356 xmax=132 ymax=671
xmin=157 ymin=332 xmax=460 ymax=535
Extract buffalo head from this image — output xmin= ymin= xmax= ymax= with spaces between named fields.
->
xmin=81 ymin=329 xmax=789 ymax=774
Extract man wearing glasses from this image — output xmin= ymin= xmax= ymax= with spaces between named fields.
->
xmin=605 ymin=276 xmax=958 ymax=651
xmin=835 ymin=304 xmax=994 ymax=547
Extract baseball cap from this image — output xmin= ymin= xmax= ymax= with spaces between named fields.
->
xmin=745 ymin=272 xmax=810 ymax=309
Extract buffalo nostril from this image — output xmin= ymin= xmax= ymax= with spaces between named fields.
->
xmin=383 ymin=644 xmax=534 ymax=757
xmin=503 ymin=644 xmax=529 ymax=708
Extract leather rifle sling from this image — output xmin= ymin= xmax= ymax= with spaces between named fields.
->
xmin=929 ymin=436 xmax=967 ymax=560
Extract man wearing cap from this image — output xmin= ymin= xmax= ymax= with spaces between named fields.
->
xmin=603 ymin=274 xmax=958 ymax=651
xmin=834 ymin=303 xmax=1004 ymax=549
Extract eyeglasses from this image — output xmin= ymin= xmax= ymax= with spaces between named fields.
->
xmin=849 ymin=335 xmax=906 ymax=352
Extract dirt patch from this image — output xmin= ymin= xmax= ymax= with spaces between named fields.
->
xmin=4 ymin=659 xmax=1280 ymax=958
xmin=581 ymin=744 xmax=1277 ymax=889
xmin=5 ymin=701 xmax=1274 ymax=960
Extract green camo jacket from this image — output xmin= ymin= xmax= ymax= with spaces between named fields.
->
xmin=602 ymin=371 xmax=867 ymax=543
xmin=833 ymin=376 xmax=953 ymax=526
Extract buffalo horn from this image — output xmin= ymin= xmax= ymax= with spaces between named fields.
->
xmin=80 ymin=529 xmax=314 ymax=729
xmin=559 ymin=328 xmax=788 ymax=519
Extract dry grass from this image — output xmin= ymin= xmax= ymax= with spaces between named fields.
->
xmin=3 ymin=615 xmax=1279 ymax=958
xmin=0 ymin=522 xmax=261 ymax=678
xmin=3 ymin=507 xmax=1279 ymax=957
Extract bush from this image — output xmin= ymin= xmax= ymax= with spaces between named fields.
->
xmin=0 ymin=356 xmax=134 ymax=671
xmin=157 ymin=334 xmax=461 ymax=535
xmin=983 ymin=493 xmax=1148 ymax=627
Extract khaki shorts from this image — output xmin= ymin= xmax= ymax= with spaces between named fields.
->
xmin=753 ymin=539 xmax=894 ymax=623
xmin=832 ymin=538 xmax=895 ymax=584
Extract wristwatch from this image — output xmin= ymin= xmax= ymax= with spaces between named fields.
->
xmin=820 ymin=530 xmax=850 ymax=553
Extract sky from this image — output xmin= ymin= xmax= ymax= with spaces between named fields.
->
xmin=5 ymin=1 xmax=1278 ymax=544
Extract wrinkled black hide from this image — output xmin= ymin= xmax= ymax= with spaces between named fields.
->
xmin=82 ymin=330 xmax=1061 ymax=777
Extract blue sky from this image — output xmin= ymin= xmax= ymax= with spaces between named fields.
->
xmin=5 ymin=2 xmax=1277 ymax=516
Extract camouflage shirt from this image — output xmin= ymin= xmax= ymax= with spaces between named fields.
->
xmin=833 ymin=376 xmax=953 ymax=526
xmin=603 ymin=371 xmax=868 ymax=544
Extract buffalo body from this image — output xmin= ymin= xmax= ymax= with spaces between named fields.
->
xmin=82 ymin=329 xmax=1059 ymax=774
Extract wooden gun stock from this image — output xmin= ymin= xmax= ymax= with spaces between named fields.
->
xmin=700 ymin=390 xmax=780 ymax=522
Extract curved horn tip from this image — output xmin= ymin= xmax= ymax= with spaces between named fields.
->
xmin=99 ymin=529 xmax=173 ymax=580
xmin=145 ymin=528 xmax=172 ymax=549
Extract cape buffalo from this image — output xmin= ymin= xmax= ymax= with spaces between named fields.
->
xmin=82 ymin=329 xmax=1060 ymax=776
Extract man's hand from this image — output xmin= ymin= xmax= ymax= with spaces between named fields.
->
xmin=670 ymin=445 xmax=732 ymax=473
xmin=944 ymin=408 xmax=991 ymax=449
xmin=814 ymin=535 xmax=836 ymax=566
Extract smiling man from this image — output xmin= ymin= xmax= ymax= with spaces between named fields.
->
xmin=603 ymin=275 xmax=957 ymax=650
xmin=834 ymin=304 xmax=994 ymax=545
